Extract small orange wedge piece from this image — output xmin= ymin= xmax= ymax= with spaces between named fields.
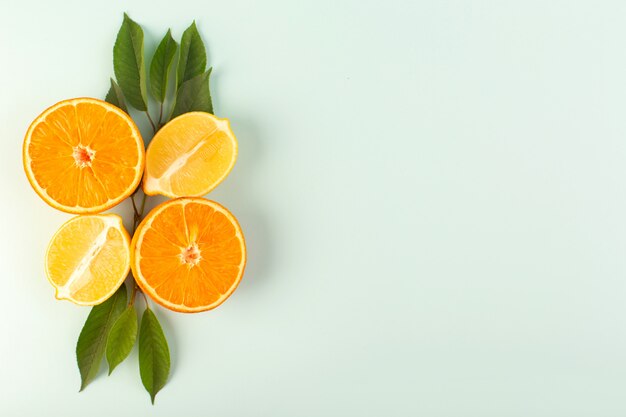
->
xmin=131 ymin=198 xmax=246 ymax=313
xmin=23 ymin=97 xmax=145 ymax=214
xmin=142 ymin=112 xmax=237 ymax=198
xmin=46 ymin=214 xmax=131 ymax=306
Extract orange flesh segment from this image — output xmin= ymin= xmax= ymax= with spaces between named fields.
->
xmin=132 ymin=198 xmax=246 ymax=312
xmin=23 ymin=98 xmax=144 ymax=214
xmin=143 ymin=112 xmax=237 ymax=198
xmin=45 ymin=214 xmax=131 ymax=305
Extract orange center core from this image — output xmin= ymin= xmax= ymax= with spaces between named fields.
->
xmin=73 ymin=146 xmax=95 ymax=167
xmin=181 ymin=244 xmax=201 ymax=266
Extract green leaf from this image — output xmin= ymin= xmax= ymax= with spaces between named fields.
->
xmin=113 ymin=13 xmax=147 ymax=111
xmin=139 ymin=308 xmax=170 ymax=404
xmin=105 ymin=78 xmax=128 ymax=112
xmin=106 ymin=305 xmax=138 ymax=375
xmin=149 ymin=29 xmax=178 ymax=103
xmin=177 ymin=21 xmax=207 ymax=88
xmin=170 ymin=68 xmax=213 ymax=119
xmin=76 ymin=284 xmax=127 ymax=391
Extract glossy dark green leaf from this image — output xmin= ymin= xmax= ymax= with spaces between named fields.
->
xmin=149 ymin=30 xmax=178 ymax=103
xmin=113 ymin=13 xmax=147 ymax=111
xmin=170 ymin=68 xmax=213 ymax=119
xmin=105 ymin=78 xmax=128 ymax=113
xmin=177 ymin=21 xmax=206 ymax=88
xmin=106 ymin=305 xmax=138 ymax=375
xmin=76 ymin=284 xmax=127 ymax=391
xmin=139 ymin=308 xmax=170 ymax=404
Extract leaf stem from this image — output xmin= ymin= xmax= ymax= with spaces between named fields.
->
xmin=130 ymin=192 xmax=148 ymax=231
xmin=130 ymin=282 xmax=149 ymax=307
xmin=139 ymin=193 xmax=148 ymax=219
xmin=145 ymin=111 xmax=157 ymax=133
xmin=158 ymin=102 xmax=164 ymax=127
xmin=129 ymin=191 xmax=150 ymax=307
xmin=130 ymin=194 xmax=139 ymax=222
xmin=129 ymin=282 xmax=138 ymax=306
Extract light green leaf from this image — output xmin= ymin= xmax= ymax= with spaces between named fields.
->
xmin=139 ymin=308 xmax=170 ymax=404
xmin=105 ymin=78 xmax=128 ymax=113
xmin=106 ymin=305 xmax=138 ymax=375
xmin=114 ymin=13 xmax=147 ymax=111
xmin=149 ymin=29 xmax=178 ymax=103
xmin=170 ymin=68 xmax=213 ymax=119
xmin=76 ymin=284 xmax=127 ymax=391
xmin=177 ymin=21 xmax=207 ymax=88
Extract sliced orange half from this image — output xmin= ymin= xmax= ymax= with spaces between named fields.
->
xmin=131 ymin=198 xmax=246 ymax=313
xmin=23 ymin=97 xmax=145 ymax=214
xmin=142 ymin=112 xmax=237 ymax=198
xmin=45 ymin=214 xmax=131 ymax=306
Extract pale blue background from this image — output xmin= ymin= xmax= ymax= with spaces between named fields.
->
xmin=2 ymin=0 xmax=626 ymax=415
